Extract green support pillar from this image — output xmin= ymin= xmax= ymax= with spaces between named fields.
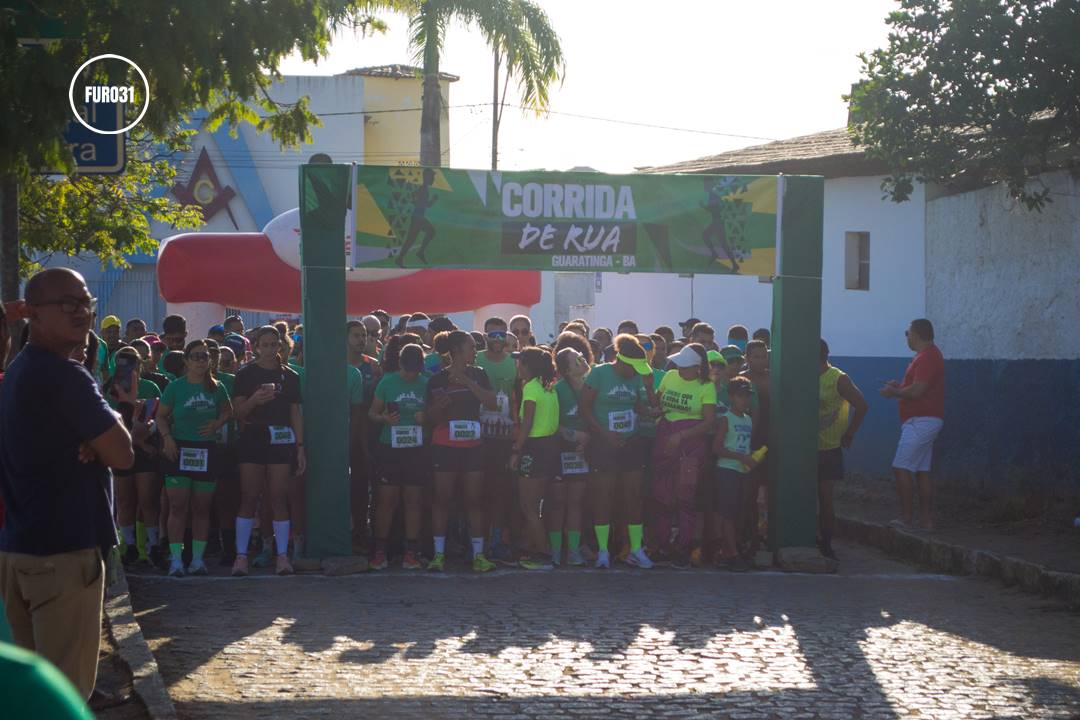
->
xmin=299 ymin=164 xmax=352 ymax=558
xmin=768 ymin=175 xmax=824 ymax=551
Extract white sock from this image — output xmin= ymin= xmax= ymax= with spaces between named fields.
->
xmin=273 ymin=521 xmax=290 ymax=556
xmin=235 ymin=517 xmax=254 ymax=557
xmin=434 ymin=536 xmax=446 ymax=554
xmin=471 ymin=537 xmax=484 ymax=557
xmin=120 ymin=525 xmax=136 ymax=546
xmin=146 ymin=527 xmax=160 ymax=547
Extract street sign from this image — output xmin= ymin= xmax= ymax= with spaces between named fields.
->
xmin=63 ymin=101 xmax=126 ymax=174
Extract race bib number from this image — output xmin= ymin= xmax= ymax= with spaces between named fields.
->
xmin=449 ymin=420 xmax=481 ymax=441
xmin=269 ymin=425 xmax=296 ymax=445
xmin=608 ymin=409 xmax=636 ymax=434
xmin=391 ymin=425 xmax=422 ymax=448
xmin=179 ymin=446 xmax=209 ymax=473
xmin=560 ymin=452 xmax=589 ymax=475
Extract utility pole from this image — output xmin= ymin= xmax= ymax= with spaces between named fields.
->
xmin=491 ymin=49 xmax=500 ymax=171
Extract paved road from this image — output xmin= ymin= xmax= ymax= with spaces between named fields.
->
xmin=129 ymin=542 xmax=1080 ymax=719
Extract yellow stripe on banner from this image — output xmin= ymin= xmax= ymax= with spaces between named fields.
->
xmin=738 ymin=247 xmax=776 ymax=276
xmin=389 ymin=167 xmax=453 ymax=192
xmin=734 ymin=177 xmax=777 ymax=215
xmin=355 ymin=184 xmax=394 ymax=237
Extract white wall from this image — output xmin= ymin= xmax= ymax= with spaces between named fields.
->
xmin=530 ymin=175 xmax=926 ymax=356
xmin=926 ymin=170 xmax=1080 ymax=360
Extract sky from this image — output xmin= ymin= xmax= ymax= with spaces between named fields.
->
xmin=278 ymin=0 xmax=898 ymax=174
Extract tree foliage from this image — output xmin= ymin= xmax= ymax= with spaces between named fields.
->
xmin=847 ymin=0 xmax=1080 ymax=210
xmin=405 ymin=0 xmax=565 ymax=166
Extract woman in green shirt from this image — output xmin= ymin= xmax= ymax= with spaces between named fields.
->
xmin=511 ymin=347 xmax=561 ymax=570
xmin=104 ymin=346 xmax=164 ymax=569
xmin=549 ymin=336 xmax=595 ymax=567
xmin=157 ymin=340 xmax=232 ymax=577
xmin=578 ymin=334 xmax=657 ymax=570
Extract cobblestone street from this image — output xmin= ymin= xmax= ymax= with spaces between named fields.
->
xmin=129 ymin=542 xmax=1080 ymax=719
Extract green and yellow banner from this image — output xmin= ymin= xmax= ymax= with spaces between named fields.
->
xmin=352 ymin=166 xmax=778 ymax=275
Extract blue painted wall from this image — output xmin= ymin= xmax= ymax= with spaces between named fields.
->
xmin=831 ymin=356 xmax=1080 ymax=488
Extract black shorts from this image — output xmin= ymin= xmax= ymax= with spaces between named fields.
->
xmin=713 ymin=466 xmax=750 ymax=523
xmin=586 ymin=433 xmax=648 ymax=474
xmin=376 ymin=444 xmax=430 ymax=487
xmin=519 ymin=436 xmax=559 ymax=480
xmin=116 ymin=446 xmax=158 ymax=477
xmin=818 ymin=447 xmax=844 ymax=483
xmin=237 ymin=425 xmax=297 ymax=466
xmin=554 ymin=437 xmax=589 ymax=483
xmin=484 ymin=439 xmax=514 ymax=478
xmin=163 ymin=440 xmax=218 ymax=483
xmin=431 ymin=443 xmax=484 ymax=474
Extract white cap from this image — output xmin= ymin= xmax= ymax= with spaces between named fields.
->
xmin=668 ymin=345 xmax=705 ymax=368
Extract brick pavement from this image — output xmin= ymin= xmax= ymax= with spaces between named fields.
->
xmin=129 ymin=542 xmax=1080 ymax=719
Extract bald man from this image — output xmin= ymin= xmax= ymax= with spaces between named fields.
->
xmin=0 ymin=268 xmax=134 ymax=701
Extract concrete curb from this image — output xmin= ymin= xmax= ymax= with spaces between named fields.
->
xmin=104 ymin=573 xmax=178 ymax=720
xmin=837 ymin=516 xmax=1080 ymax=608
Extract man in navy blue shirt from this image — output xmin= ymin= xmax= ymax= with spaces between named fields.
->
xmin=0 ymin=268 xmax=134 ymax=701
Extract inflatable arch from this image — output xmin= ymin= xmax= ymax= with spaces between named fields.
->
xmin=157 ymin=208 xmax=540 ymax=334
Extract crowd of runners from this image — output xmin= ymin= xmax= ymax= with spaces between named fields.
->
xmin=44 ymin=305 xmax=895 ymax=577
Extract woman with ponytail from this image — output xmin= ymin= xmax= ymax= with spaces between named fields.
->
xmin=511 ymin=347 xmax=561 ymax=569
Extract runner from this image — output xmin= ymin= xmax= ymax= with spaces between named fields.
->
xmin=213 ymin=342 xmax=240 ymax=566
xmin=578 ymin=334 xmax=655 ymax=569
xmin=218 ymin=345 xmax=237 ymax=375
xmin=161 ymin=314 xmax=187 ymax=352
xmin=124 ymin=317 xmax=147 ymax=343
xmin=726 ymin=325 xmax=749 ymax=353
xmin=678 ymin=317 xmax=700 ymax=342
xmin=741 ymin=339 xmax=772 ymax=555
xmin=654 ymin=325 xmax=676 ymax=349
xmin=156 ymin=340 xmax=232 ymax=576
xmin=130 ymin=339 xmax=170 ymax=392
xmin=628 ymin=333 xmax=664 ymax=564
xmin=592 ymin=327 xmax=613 ymax=352
xmin=368 ymin=344 xmax=429 ymax=570
xmin=617 ymin=320 xmax=639 ymax=336
xmin=99 ymin=315 xmax=123 ymax=354
xmin=713 ymin=376 xmax=757 ymax=571
xmin=425 ymin=331 xmax=498 ymax=572
xmin=752 ymin=328 xmax=771 ymax=348
xmin=103 ymin=347 xmax=164 ymax=570
xmin=230 ymin=326 xmax=305 ymax=576
xmin=475 ymin=317 xmax=517 ymax=562
xmin=346 ymin=320 xmax=380 ymax=554
xmin=509 ymin=314 xmax=534 ymax=348
xmin=551 ymin=346 xmax=592 ymax=567
xmin=223 ymin=314 xmax=245 ymax=336
xmin=819 ymin=339 xmax=869 ymax=559
xmin=208 ymin=324 xmax=226 ymax=345
xmin=689 ymin=322 xmax=716 ymax=349
xmin=511 ymin=348 xmax=560 ymax=569
xmin=650 ymin=344 xmax=717 ymax=567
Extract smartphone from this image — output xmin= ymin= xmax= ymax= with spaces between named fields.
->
xmin=386 ymin=401 xmax=400 ymax=414
xmin=114 ymin=354 xmax=138 ymax=395
xmin=139 ymin=397 xmax=159 ymax=422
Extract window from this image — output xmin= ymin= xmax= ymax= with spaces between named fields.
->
xmin=844 ymin=231 xmax=870 ymax=291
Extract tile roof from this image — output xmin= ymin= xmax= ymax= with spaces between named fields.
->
xmin=343 ymin=64 xmax=460 ymax=82
xmin=638 ymin=127 xmax=888 ymax=178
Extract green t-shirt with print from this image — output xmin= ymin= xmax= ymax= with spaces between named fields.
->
xmin=106 ymin=377 xmax=161 ymax=409
xmin=585 ymin=362 xmax=643 ymax=436
xmin=161 ymin=377 xmax=231 ymax=442
xmin=476 ymin=349 xmax=517 ymax=436
xmin=374 ymin=371 xmax=429 ymax=445
xmin=520 ymin=378 xmax=558 ymax=438
xmin=554 ymin=379 xmax=585 ymax=432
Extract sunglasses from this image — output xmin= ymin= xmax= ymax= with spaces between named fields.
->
xmin=487 ymin=331 xmax=508 ymax=340
xmin=188 ymin=352 xmax=210 ymax=361
xmin=641 ymin=342 xmax=654 ymax=352
xmin=33 ymin=295 xmax=98 ymax=315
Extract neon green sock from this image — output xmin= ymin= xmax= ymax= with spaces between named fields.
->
xmin=192 ymin=540 xmax=208 ymax=563
xmin=169 ymin=542 xmax=183 ymax=561
xmin=136 ymin=521 xmax=148 ymax=559
xmin=594 ymin=524 xmax=610 ymax=552
xmin=548 ymin=531 xmax=562 ymax=558
xmin=628 ymin=524 xmax=644 ymax=552
xmin=567 ymin=530 xmax=581 ymax=552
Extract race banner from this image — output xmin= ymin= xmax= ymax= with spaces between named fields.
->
xmin=351 ymin=166 xmax=778 ymax=275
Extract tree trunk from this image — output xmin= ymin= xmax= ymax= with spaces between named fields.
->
xmin=420 ymin=72 xmax=442 ymax=167
xmin=491 ymin=50 xmax=500 ymax=171
xmin=1 ymin=175 xmax=18 ymax=302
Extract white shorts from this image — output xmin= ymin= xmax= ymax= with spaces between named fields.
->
xmin=892 ymin=417 xmax=944 ymax=473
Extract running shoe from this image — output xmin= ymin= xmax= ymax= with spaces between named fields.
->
xmin=231 ymin=555 xmax=249 ymax=577
xmin=472 ymin=553 xmax=496 ymax=573
xmin=625 ymin=548 xmax=655 ymax=569
xmin=121 ymin=544 xmax=139 ymax=566
xmin=488 ymin=542 xmax=515 ymax=566
xmin=595 ymin=550 xmax=610 ymax=569
xmin=276 ymin=554 xmax=294 ymax=576
xmin=370 ymin=550 xmax=388 ymax=570
xmin=689 ymin=546 xmax=705 ymax=568
xmin=167 ymin=557 xmax=185 ymax=577
xmin=188 ymin=559 xmax=208 ymax=576
xmin=567 ymin=548 xmax=586 ymax=567
xmin=427 ymin=552 xmax=446 ymax=572
xmin=615 ymin=546 xmax=630 ymax=565
xmin=519 ymin=555 xmax=553 ymax=571
xmin=402 ymin=551 xmax=422 ymax=570
xmin=251 ymin=546 xmax=274 ymax=569
xmin=550 ymin=551 xmax=561 ymax=568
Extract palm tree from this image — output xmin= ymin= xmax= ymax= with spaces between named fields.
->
xmin=406 ymin=0 xmax=565 ymax=168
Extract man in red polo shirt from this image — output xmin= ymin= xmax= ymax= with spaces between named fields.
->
xmin=880 ymin=318 xmax=945 ymax=531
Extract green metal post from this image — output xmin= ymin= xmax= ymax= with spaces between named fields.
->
xmin=299 ymin=164 xmax=352 ymax=558
xmin=768 ymin=175 xmax=824 ymax=550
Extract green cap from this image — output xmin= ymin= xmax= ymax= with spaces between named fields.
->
xmin=706 ymin=350 xmax=727 ymax=365
xmin=719 ymin=345 xmax=744 ymax=363
xmin=616 ymin=352 xmax=652 ymax=376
